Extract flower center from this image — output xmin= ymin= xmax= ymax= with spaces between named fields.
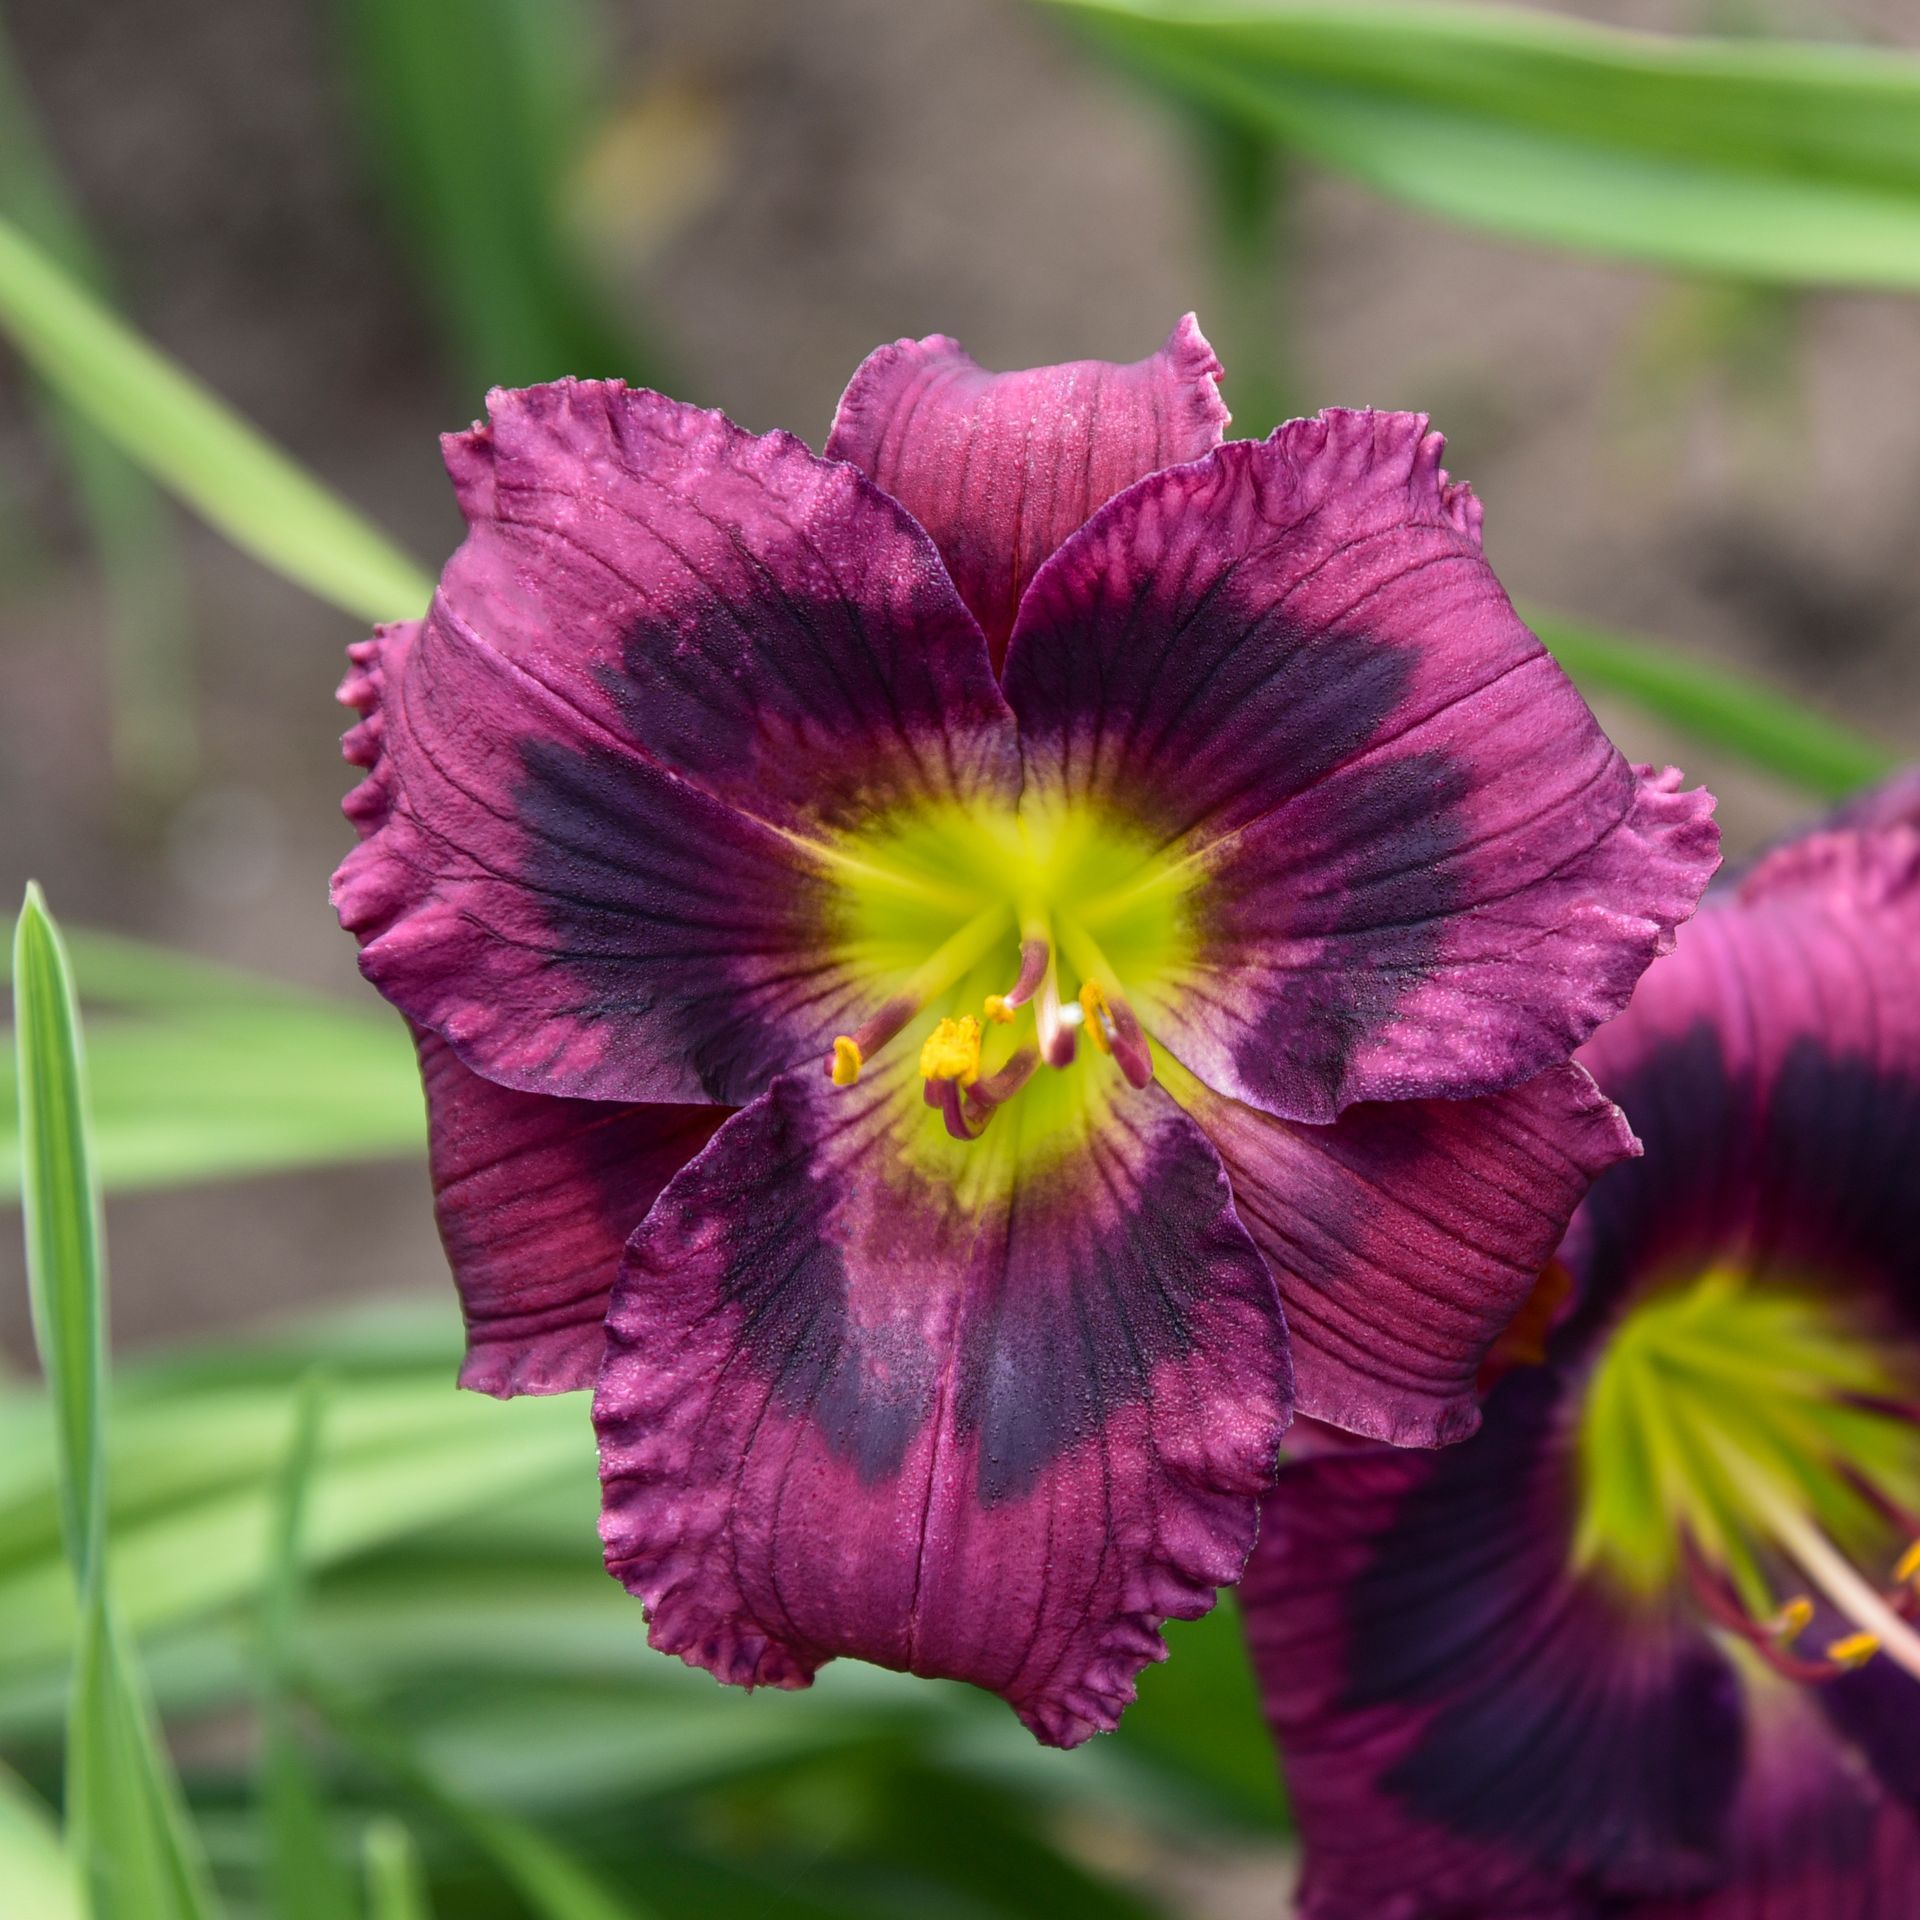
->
xmin=815 ymin=797 xmax=1194 ymax=1143
xmin=1575 ymin=1267 xmax=1920 ymax=1683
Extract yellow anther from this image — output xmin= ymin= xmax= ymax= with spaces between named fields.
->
xmin=1826 ymin=1631 xmax=1881 ymax=1669
xmin=1896 ymin=1541 xmax=1920 ymax=1585
xmin=918 ymin=1015 xmax=982 ymax=1087
xmin=1078 ymin=981 xmax=1113 ymax=1055
xmin=1770 ymin=1597 xmax=1814 ymax=1641
xmin=983 ymin=994 xmax=1014 ymax=1026
xmin=830 ymin=1036 xmax=864 ymax=1087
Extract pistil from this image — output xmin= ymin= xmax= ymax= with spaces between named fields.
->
xmin=1018 ymin=899 xmax=1077 ymax=1069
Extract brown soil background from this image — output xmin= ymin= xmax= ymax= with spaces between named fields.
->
xmin=3 ymin=3 xmax=1918 ymax=1911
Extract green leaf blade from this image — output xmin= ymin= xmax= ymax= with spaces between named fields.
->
xmin=13 ymin=885 xmax=106 ymax=1583
xmin=1042 ymin=0 xmax=1920 ymax=289
xmin=0 ymin=215 xmax=431 ymax=622
xmin=1529 ymin=609 xmax=1899 ymax=802
xmin=12 ymin=886 xmax=225 ymax=1920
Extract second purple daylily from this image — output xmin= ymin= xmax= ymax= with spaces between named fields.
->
xmin=334 ymin=318 xmax=1718 ymax=1744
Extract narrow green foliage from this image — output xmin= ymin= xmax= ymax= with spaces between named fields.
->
xmin=258 ymin=1372 xmax=358 ymax=1920
xmin=335 ymin=0 xmax=661 ymax=394
xmin=13 ymin=887 xmax=105 ymax=1576
xmin=0 ymin=925 xmax=425 ymax=1197
xmin=0 ymin=1764 xmax=83 ymax=1920
xmin=13 ymin=885 xmax=223 ymax=1919
xmin=363 ymin=1819 xmax=434 ymax=1920
xmin=1042 ymin=0 xmax=1920 ymax=289
xmin=314 ymin=1682 xmax=658 ymax=1920
xmin=1530 ymin=609 xmax=1899 ymax=801
xmin=0 ymin=215 xmax=431 ymax=622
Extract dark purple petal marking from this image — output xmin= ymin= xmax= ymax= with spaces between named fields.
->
xmin=1004 ymin=410 xmax=1718 ymax=1122
xmin=1176 ymin=1062 xmax=1635 ymax=1446
xmin=1244 ymin=1377 xmax=1742 ymax=1920
xmin=415 ymin=1028 xmax=724 ymax=1397
xmin=826 ymin=315 xmax=1228 ymax=669
xmin=595 ymin=1060 xmax=1290 ymax=1747
xmin=334 ymin=611 xmax=859 ymax=1106
xmin=1631 ymin=1678 xmax=1920 ymax=1919
xmin=440 ymin=379 xmax=1020 ymax=832
xmin=1570 ymin=827 xmax=1920 ymax=1334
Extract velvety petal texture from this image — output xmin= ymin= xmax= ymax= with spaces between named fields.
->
xmin=1631 ymin=1678 xmax=1920 ymax=1920
xmin=595 ymin=1055 xmax=1290 ymax=1746
xmin=1569 ymin=827 xmax=1920 ymax=1329
xmin=414 ymin=1029 xmax=724 ymax=1396
xmin=335 ymin=612 xmax=858 ymax=1106
xmin=1005 ymin=411 xmax=1719 ymax=1123
xmin=334 ymin=387 xmax=1025 ymax=1106
xmin=826 ymin=315 xmax=1228 ymax=668
xmin=437 ymin=379 xmax=1020 ymax=832
xmin=338 ymin=343 xmax=1721 ymax=1747
xmin=1172 ymin=1061 xmax=1635 ymax=1445
xmin=1245 ymin=1378 xmax=1742 ymax=1920
xmin=1241 ymin=821 xmax=1920 ymax=1915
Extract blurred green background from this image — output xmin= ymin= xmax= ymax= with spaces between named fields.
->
xmin=3 ymin=0 xmax=1919 ymax=1913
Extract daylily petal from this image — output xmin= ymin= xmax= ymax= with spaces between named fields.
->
xmin=334 ymin=612 xmax=862 ymax=1106
xmin=1629 ymin=1676 xmax=1920 ymax=1919
xmin=1005 ymin=410 xmax=1718 ymax=1122
xmin=595 ymin=1055 xmax=1290 ymax=1746
xmin=1718 ymin=763 xmax=1920 ymax=887
xmin=1172 ymin=1061 xmax=1635 ymax=1446
xmin=438 ymin=378 xmax=1021 ymax=832
xmin=1571 ymin=827 xmax=1920 ymax=1323
xmin=825 ymin=315 xmax=1228 ymax=668
xmin=414 ymin=1029 xmax=724 ymax=1397
xmin=1244 ymin=1374 xmax=1743 ymax=1920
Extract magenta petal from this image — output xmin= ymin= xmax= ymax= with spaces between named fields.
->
xmin=1568 ymin=826 xmax=1920 ymax=1323
xmin=594 ymin=1062 xmax=1290 ymax=1747
xmin=1179 ymin=1063 xmax=1635 ymax=1446
xmin=437 ymin=379 xmax=1019 ymax=833
xmin=415 ymin=1029 xmax=724 ymax=1397
xmin=333 ymin=611 xmax=859 ymax=1106
xmin=1005 ymin=412 xmax=1719 ymax=1122
xmin=826 ymin=316 xmax=1228 ymax=668
xmin=1631 ymin=1677 xmax=1920 ymax=1920
xmin=1245 ymin=1377 xmax=1742 ymax=1920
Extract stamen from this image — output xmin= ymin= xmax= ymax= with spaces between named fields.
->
xmin=824 ymin=996 xmax=911 ymax=1084
xmin=1682 ymin=1548 xmax=1831 ymax=1684
xmin=1897 ymin=1540 xmax=1920 ymax=1585
xmin=919 ymin=1016 xmax=982 ymax=1088
xmin=1771 ymin=1596 xmax=1814 ymax=1641
xmin=1827 ymin=1631 xmax=1881 ymax=1668
xmin=1019 ymin=910 xmax=1077 ymax=1069
xmin=931 ymin=1075 xmax=984 ymax=1142
xmin=821 ymin=903 xmax=1009 ymax=1088
xmin=966 ymin=1047 xmax=1038 ymax=1115
xmin=1079 ymin=982 xmax=1115 ymax=1055
xmin=1056 ymin=921 xmax=1154 ymax=1088
xmin=1716 ymin=1442 xmax=1920 ymax=1685
xmin=988 ymin=939 xmax=1050 ymax=1018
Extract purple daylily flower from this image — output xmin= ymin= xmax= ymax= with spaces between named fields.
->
xmin=333 ymin=319 xmax=1717 ymax=1745
xmin=1242 ymin=798 xmax=1920 ymax=1914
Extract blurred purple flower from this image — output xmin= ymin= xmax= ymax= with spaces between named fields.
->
xmin=332 ymin=321 xmax=1715 ymax=1743
xmin=1243 ymin=793 xmax=1920 ymax=1913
